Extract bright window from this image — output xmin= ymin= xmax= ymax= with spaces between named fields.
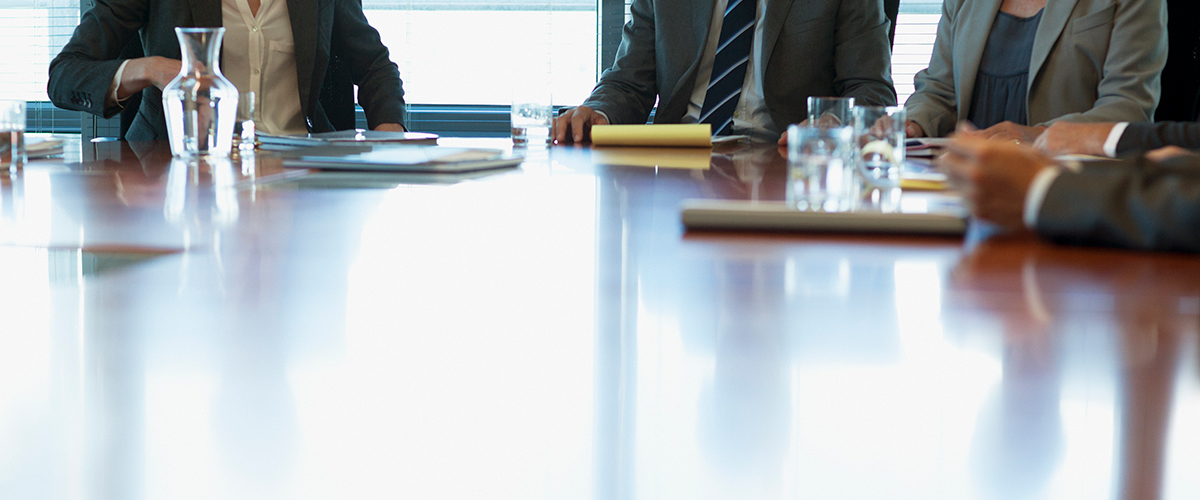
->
xmin=0 ymin=0 xmax=78 ymax=102
xmin=0 ymin=0 xmax=943 ymax=127
xmin=363 ymin=0 xmax=597 ymax=107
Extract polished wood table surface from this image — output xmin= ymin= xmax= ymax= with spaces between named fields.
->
xmin=1 ymin=139 xmax=1197 ymax=500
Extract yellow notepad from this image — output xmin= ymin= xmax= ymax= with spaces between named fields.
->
xmin=590 ymin=124 xmax=713 ymax=147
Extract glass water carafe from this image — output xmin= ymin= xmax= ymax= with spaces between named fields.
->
xmin=162 ymin=27 xmax=238 ymax=157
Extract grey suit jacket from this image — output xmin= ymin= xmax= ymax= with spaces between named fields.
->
xmin=581 ymin=0 xmax=897 ymax=133
xmin=1036 ymin=155 xmax=1200 ymax=252
xmin=906 ymin=0 xmax=1168 ymax=137
xmin=47 ymin=0 xmax=405 ymax=141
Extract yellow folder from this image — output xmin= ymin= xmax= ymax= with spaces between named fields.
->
xmin=590 ymin=124 xmax=713 ymax=147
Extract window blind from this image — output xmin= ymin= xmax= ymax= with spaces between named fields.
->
xmin=0 ymin=0 xmax=77 ymax=102
xmin=0 ymin=0 xmax=78 ymax=131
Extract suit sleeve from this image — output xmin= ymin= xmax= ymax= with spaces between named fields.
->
xmin=47 ymin=0 xmax=148 ymax=119
xmin=904 ymin=0 xmax=961 ymax=137
xmin=1116 ymin=121 xmax=1200 ymax=153
xmin=1035 ymin=156 xmax=1200 ymax=252
xmin=580 ymin=0 xmax=659 ymax=125
xmin=1044 ymin=0 xmax=1168 ymax=124
xmin=333 ymin=0 xmax=405 ymax=128
xmin=831 ymin=0 xmax=897 ymax=106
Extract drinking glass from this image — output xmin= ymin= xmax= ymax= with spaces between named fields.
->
xmin=511 ymin=97 xmax=553 ymax=146
xmin=234 ymin=91 xmax=256 ymax=152
xmin=1 ymin=100 xmax=26 ymax=170
xmin=852 ymin=105 xmax=906 ymax=187
xmin=786 ymin=124 xmax=856 ymax=212
xmin=807 ymin=96 xmax=855 ymax=128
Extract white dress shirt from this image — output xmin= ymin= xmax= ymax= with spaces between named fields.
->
xmin=683 ymin=0 xmax=776 ymax=140
xmin=220 ymin=0 xmax=307 ymax=135
xmin=108 ymin=0 xmax=308 ymax=135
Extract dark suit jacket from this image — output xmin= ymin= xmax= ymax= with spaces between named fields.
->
xmin=1117 ymin=120 xmax=1200 ymax=153
xmin=581 ymin=0 xmax=897 ymax=132
xmin=1036 ymin=155 xmax=1200 ymax=252
xmin=47 ymin=0 xmax=405 ymax=141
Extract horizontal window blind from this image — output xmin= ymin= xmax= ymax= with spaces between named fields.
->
xmin=0 ymin=0 xmax=78 ymax=131
xmin=0 ymin=0 xmax=77 ymax=102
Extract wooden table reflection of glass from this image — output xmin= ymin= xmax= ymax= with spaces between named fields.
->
xmin=0 ymin=138 xmax=1196 ymax=500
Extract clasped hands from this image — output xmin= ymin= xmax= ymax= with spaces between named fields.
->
xmin=937 ymin=121 xmax=1198 ymax=231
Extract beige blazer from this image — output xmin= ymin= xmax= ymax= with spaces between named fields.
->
xmin=905 ymin=0 xmax=1167 ymax=137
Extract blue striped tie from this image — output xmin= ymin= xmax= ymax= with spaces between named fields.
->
xmin=699 ymin=0 xmax=758 ymax=136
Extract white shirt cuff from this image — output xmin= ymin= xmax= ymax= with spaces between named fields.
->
xmin=1102 ymin=122 xmax=1129 ymax=158
xmin=108 ymin=60 xmax=131 ymax=108
xmin=1023 ymin=167 xmax=1063 ymax=229
xmin=593 ymin=109 xmax=610 ymax=123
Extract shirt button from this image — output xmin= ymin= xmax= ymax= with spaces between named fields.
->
xmin=252 ymin=27 xmax=258 ymax=32
xmin=253 ymin=69 xmax=260 ymax=75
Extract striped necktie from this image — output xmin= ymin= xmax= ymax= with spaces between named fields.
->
xmin=699 ymin=0 xmax=758 ymax=136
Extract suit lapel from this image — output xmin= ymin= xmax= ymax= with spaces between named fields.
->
xmin=190 ymin=0 xmax=222 ymax=27
xmin=287 ymin=0 xmax=317 ymax=119
xmin=759 ymin=0 xmax=792 ymax=72
xmin=954 ymin=0 xmax=1001 ymax=121
xmin=1028 ymin=0 xmax=1081 ymax=91
xmin=659 ymin=0 xmax=716 ymax=122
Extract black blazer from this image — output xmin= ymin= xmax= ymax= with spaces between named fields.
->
xmin=47 ymin=0 xmax=405 ymax=140
xmin=1036 ymin=155 xmax=1200 ymax=253
xmin=580 ymin=0 xmax=897 ymax=132
xmin=1117 ymin=120 xmax=1200 ymax=153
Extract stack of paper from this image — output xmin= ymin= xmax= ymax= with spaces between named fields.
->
xmin=260 ymin=129 xmax=439 ymax=147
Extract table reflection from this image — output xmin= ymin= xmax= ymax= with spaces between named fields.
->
xmin=4 ymin=140 xmax=1200 ymax=500
xmin=951 ymin=237 xmax=1200 ymax=500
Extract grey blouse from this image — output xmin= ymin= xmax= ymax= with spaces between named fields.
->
xmin=967 ymin=10 xmax=1044 ymax=129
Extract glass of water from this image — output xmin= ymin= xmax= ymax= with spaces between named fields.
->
xmin=234 ymin=91 xmax=255 ymax=152
xmin=851 ymin=105 xmax=906 ymax=187
xmin=807 ymin=96 xmax=855 ymax=128
xmin=1 ymin=100 xmax=26 ymax=170
xmin=511 ymin=98 xmax=553 ymax=146
xmin=786 ymin=124 xmax=856 ymax=212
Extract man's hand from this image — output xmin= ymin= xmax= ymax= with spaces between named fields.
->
xmin=955 ymin=121 xmax=1046 ymax=145
xmin=373 ymin=123 xmax=406 ymax=132
xmin=554 ymin=105 xmax=609 ymax=144
xmin=905 ymin=120 xmax=926 ymax=138
xmin=776 ymin=119 xmax=812 ymax=147
xmin=118 ymin=56 xmax=183 ymax=99
xmin=1033 ymin=121 xmax=1114 ymax=156
xmin=936 ymin=135 xmax=1056 ymax=231
xmin=1145 ymin=145 xmax=1200 ymax=163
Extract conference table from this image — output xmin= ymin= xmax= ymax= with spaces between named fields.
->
xmin=1 ymin=138 xmax=1197 ymax=500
